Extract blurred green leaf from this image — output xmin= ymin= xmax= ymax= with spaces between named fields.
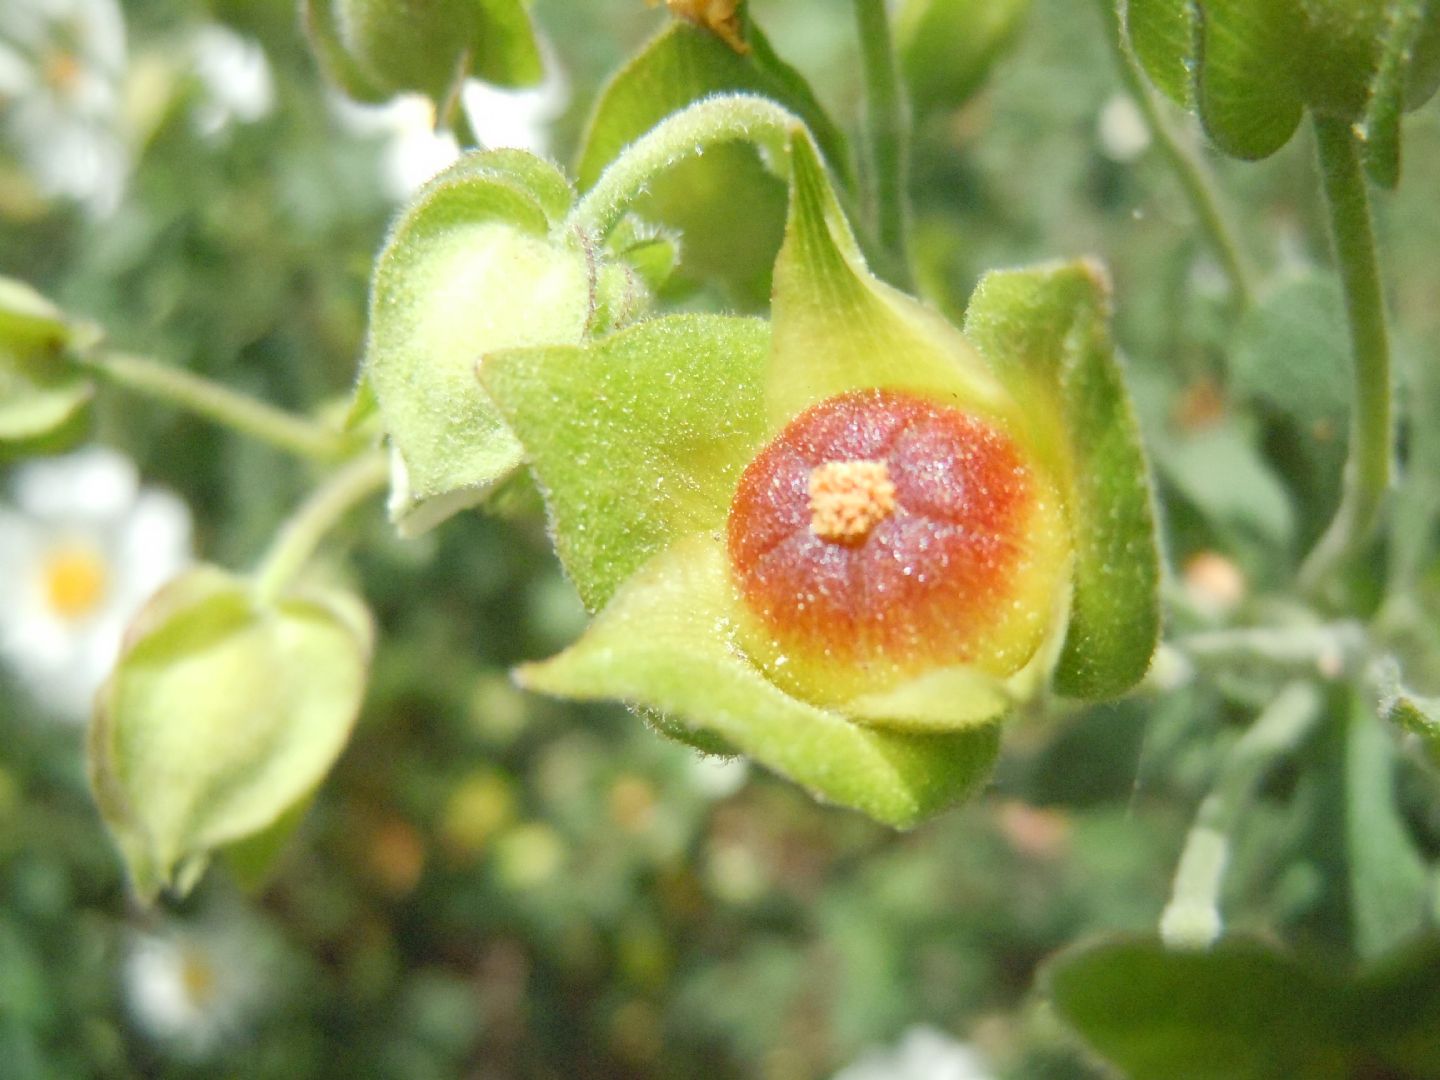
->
xmin=1345 ymin=691 xmax=1431 ymax=961
xmin=1194 ymin=0 xmax=1305 ymax=160
xmin=1154 ymin=420 xmax=1295 ymax=549
xmin=89 ymin=566 xmax=372 ymax=902
xmin=1048 ymin=936 xmax=1351 ymax=1079
xmin=1126 ymin=0 xmax=1197 ymax=107
xmin=1359 ymin=0 xmax=1435 ymax=187
xmin=1230 ymin=275 xmax=1349 ymax=433
xmin=896 ymin=0 xmax=1033 ymax=113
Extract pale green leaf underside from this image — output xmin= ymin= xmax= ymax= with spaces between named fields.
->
xmin=90 ymin=568 xmax=371 ymax=900
xmin=365 ymin=159 xmax=590 ymax=530
xmin=518 ymin=538 xmax=1001 ymax=828
xmin=482 ymin=314 xmax=770 ymax=612
xmin=966 ymin=262 xmax=1159 ymax=700
xmin=769 ymin=133 xmax=1012 ymax=429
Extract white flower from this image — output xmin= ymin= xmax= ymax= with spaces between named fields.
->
xmin=333 ymin=50 xmax=568 ymax=200
xmin=188 ymin=23 xmax=275 ymax=138
xmin=1097 ymin=93 xmax=1151 ymax=164
xmin=0 ymin=446 xmax=191 ymax=722
xmin=122 ymin=909 xmax=273 ymax=1059
xmin=0 ymin=0 xmax=130 ymax=215
xmin=833 ymin=1026 xmax=995 ymax=1080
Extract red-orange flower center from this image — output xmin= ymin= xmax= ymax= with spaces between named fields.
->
xmin=726 ymin=389 xmax=1068 ymax=704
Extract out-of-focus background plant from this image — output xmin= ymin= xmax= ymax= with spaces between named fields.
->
xmin=3 ymin=0 xmax=1440 ymax=1077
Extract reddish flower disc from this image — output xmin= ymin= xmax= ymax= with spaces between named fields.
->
xmin=726 ymin=389 xmax=1068 ymax=704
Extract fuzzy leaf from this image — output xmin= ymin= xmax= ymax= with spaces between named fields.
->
xmin=1194 ymin=0 xmax=1305 ymax=159
xmin=481 ymin=315 xmax=771 ymax=611
xmin=364 ymin=153 xmax=590 ymax=534
xmin=518 ymin=537 xmax=1002 ymax=828
xmin=89 ymin=567 xmax=371 ymax=901
xmin=770 ymin=134 xmax=1012 ymax=428
xmin=965 ymin=262 xmax=1159 ymax=700
xmin=1125 ymin=0 xmax=1198 ymax=107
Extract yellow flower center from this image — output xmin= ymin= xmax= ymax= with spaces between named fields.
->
xmin=179 ymin=947 xmax=219 ymax=1007
xmin=42 ymin=544 xmax=109 ymax=620
xmin=807 ymin=459 xmax=896 ymax=543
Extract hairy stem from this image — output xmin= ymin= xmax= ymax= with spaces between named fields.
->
xmin=1297 ymin=117 xmax=1393 ymax=598
xmin=567 ymin=94 xmax=802 ymax=241
xmin=1160 ymin=681 xmax=1323 ymax=948
xmin=82 ymin=351 xmax=354 ymax=463
xmin=254 ymin=450 xmax=389 ymax=600
xmin=853 ymin=0 xmax=913 ymax=287
xmin=1098 ymin=0 xmax=1255 ymax=311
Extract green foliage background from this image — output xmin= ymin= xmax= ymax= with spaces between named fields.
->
xmin=3 ymin=0 xmax=1440 ymax=1076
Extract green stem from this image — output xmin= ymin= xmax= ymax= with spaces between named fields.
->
xmin=1297 ymin=116 xmax=1394 ymax=598
xmin=566 ymin=94 xmax=802 ymax=241
xmin=1096 ymin=0 xmax=1255 ymax=311
xmin=451 ymin=97 xmax=484 ymax=152
xmin=82 ymin=351 xmax=354 ymax=463
xmin=253 ymin=450 xmax=389 ymax=600
xmin=1177 ymin=621 xmax=1367 ymax=680
xmin=853 ymin=0 xmax=912 ymax=287
xmin=1160 ymin=681 xmax=1323 ymax=948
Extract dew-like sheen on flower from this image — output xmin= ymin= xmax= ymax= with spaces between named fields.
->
xmin=727 ymin=389 xmax=1070 ymax=706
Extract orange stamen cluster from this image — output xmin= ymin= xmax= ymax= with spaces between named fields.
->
xmin=807 ymin=459 xmax=895 ymax=542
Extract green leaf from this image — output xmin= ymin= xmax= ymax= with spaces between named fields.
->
xmin=1345 ymin=690 xmax=1431 ymax=961
xmin=1194 ymin=0 xmax=1306 ymax=159
xmin=1358 ymin=936 xmax=1440 ymax=1077
xmin=1126 ymin=0 xmax=1198 ymax=107
xmin=965 ymin=262 xmax=1160 ymax=700
xmin=1047 ymin=936 xmax=1353 ymax=1080
xmin=364 ymin=153 xmax=590 ymax=534
xmin=89 ymin=567 xmax=372 ymax=902
xmin=301 ymin=0 xmax=390 ymax=104
xmin=575 ymin=22 xmax=850 ymax=306
xmin=517 ymin=537 xmax=1001 ymax=828
xmin=1154 ymin=420 xmax=1296 ymax=548
xmin=895 ymin=0 xmax=1033 ymax=113
xmin=0 ymin=278 xmax=93 ymax=453
xmin=769 ymin=133 xmax=1012 ymax=428
xmin=481 ymin=314 xmax=771 ymax=611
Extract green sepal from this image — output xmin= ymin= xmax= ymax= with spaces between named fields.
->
xmin=965 ymin=261 xmax=1160 ymax=699
xmin=1125 ymin=0 xmax=1197 ymax=108
xmin=364 ymin=152 xmax=590 ymax=535
xmin=896 ymin=0 xmax=1033 ymax=113
xmin=481 ymin=314 xmax=771 ymax=611
xmin=1376 ymin=661 xmax=1440 ymax=769
xmin=575 ymin=22 xmax=850 ymax=305
xmin=89 ymin=567 xmax=373 ymax=903
xmin=303 ymin=0 xmax=542 ymax=108
xmin=0 ymin=277 xmax=95 ymax=454
xmin=769 ymin=133 xmax=1012 ymax=428
xmin=517 ymin=537 xmax=1002 ymax=828
xmin=1359 ymin=0 xmax=1440 ymax=187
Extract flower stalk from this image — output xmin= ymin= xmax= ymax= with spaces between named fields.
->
xmin=853 ymin=0 xmax=913 ymax=288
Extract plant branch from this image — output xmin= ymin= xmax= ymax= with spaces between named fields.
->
xmin=82 ymin=351 xmax=355 ymax=463
xmin=567 ymin=94 xmax=802 ymax=241
xmin=1297 ymin=116 xmax=1394 ymax=598
xmin=853 ymin=0 xmax=913 ymax=288
xmin=254 ymin=450 xmax=389 ymax=600
xmin=1097 ymin=0 xmax=1255 ymax=311
xmin=1160 ymin=681 xmax=1324 ymax=948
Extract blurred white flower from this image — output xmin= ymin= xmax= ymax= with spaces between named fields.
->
xmin=334 ymin=56 xmax=568 ymax=199
xmin=0 ymin=446 xmax=191 ymax=722
xmin=189 ymin=23 xmax=275 ymax=138
xmin=0 ymin=0 xmax=130 ymax=215
xmin=688 ymin=754 xmax=749 ymax=800
xmin=833 ymin=1025 xmax=995 ymax=1080
xmin=1097 ymin=92 xmax=1151 ymax=164
xmin=123 ymin=910 xmax=272 ymax=1059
